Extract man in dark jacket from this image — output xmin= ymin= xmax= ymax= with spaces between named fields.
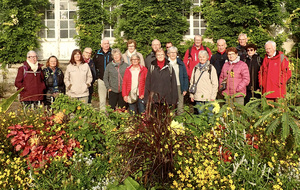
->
xmin=236 ymin=33 xmax=248 ymax=61
xmin=211 ymin=39 xmax=228 ymax=79
xmin=83 ymin=47 xmax=96 ymax=104
xmin=145 ymin=39 xmax=161 ymax=69
xmin=15 ymin=51 xmax=46 ymax=107
xmin=93 ymin=39 xmax=112 ymax=111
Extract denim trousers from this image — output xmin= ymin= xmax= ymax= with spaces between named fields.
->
xmin=128 ymin=98 xmax=146 ymax=114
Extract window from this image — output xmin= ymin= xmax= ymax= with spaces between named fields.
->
xmin=39 ymin=0 xmax=77 ymax=39
xmin=103 ymin=6 xmax=114 ymax=38
xmin=185 ymin=0 xmax=207 ymax=38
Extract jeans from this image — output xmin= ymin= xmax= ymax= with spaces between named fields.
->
xmin=195 ymin=101 xmax=213 ymax=115
xmin=128 ymin=98 xmax=146 ymax=114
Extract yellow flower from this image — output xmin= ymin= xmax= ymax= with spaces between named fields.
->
xmin=211 ymin=101 xmax=220 ymax=114
xmin=268 ymin=161 xmax=274 ymax=168
xmin=169 ymin=173 xmax=174 ymax=178
xmin=178 ymin=150 xmax=183 ymax=156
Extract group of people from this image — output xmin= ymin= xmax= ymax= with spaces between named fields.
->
xmin=15 ymin=33 xmax=292 ymax=115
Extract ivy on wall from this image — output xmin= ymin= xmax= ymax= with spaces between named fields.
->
xmin=0 ymin=0 xmax=49 ymax=65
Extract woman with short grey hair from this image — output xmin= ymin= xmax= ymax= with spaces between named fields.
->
xmin=167 ymin=46 xmax=188 ymax=114
xmin=103 ymin=48 xmax=129 ymax=109
xmin=189 ymin=50 xmax=218 ymax=114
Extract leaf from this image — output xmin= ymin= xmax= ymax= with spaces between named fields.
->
xmin=266 ymin=118 xmax=280 ymax=135
xmin=20 ymin=146 xmax=30 ymax=156
xmin=0 ymin=88 xmax=23 ymax=112
xmin=123 ymin=177 xmax=145 ymax=190
xmin=281 ymin=112 xmax=290 ymax=141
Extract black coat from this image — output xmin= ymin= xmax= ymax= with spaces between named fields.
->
xmin=43 ymin=67 xmax=65 ymax=94
xmin=144 ymin=59 xmax=178 ymax=105
xmin=244 ymin=54 xmax=262 ymax=91
xmin=93 ymin=48 xmax=112 ymax=80
xmin=210 ymin=51 xmax=228 ymax=79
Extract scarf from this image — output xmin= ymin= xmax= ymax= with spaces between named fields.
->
xmin=27 ymin=60 xmax=38 ymax=72
xmin=229 ymin=56 xmax=240 ymax=65
xmin=157 ymin=59 xmax=165 ymax=69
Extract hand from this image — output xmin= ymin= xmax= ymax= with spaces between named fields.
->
xmin=210 ymin=99 xmax=215 ymax=101
xmin=256 ymin=89 xmax=260 ymax=92
xmin=123 ymin=96 xmax=128 ymax=102
xmin=182 ymin=91 xmax=187 ymax=96
xmin=86 ymin=83 xmax=91 ymax=87
xmin=108 ymin=89 xmax=112 ymax=92
xmin=140 ymin=95 xmax=144 ymax=99
xmin=191 ymin=97 xmax=194 ymax=102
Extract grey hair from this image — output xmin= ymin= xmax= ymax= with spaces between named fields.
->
xmin=27 ymin=50 xmax=37 ymax=57
xmin=130 ymin=53 xmax=141 ymax=61
xmin=167 ymin=46 xmax=178 ymax=54
xmin=111 ymin=48 xmax=122 ymax=59
xmin=194 ymin=35 xmax=203 ymax=41
xmin=84 ymin=47 xmax=92 ymax=52
xmin=265 ymin=41 xmax=276 ymax=50
xmin=238 ymin=33 xmax=247 ymax=39
xmin=198 ymin=50 xmax=209 ymax=59
xmin=101 ymin=38 xmax=109 ymax=45
xmin=217 ymin=39 xmax=226 ymax=45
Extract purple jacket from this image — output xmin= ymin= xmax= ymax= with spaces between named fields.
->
xmin=219 ymin=60 xmax=250 ymax=97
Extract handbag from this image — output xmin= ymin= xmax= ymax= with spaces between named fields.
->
xmin=219 ymin=78 xmax=227 ymax=91
xmin=128 ymin=71 xmax=141 ymax=103
xmin=189 ymin=67 xmax=205 ymax=94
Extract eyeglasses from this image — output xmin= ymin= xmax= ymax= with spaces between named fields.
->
xmin=131 ymin=59 xmax=139 ymax=61
xmin=227 ymin=53 xmax=236 ymax=56
xmin=128 ymin=45 xmax=135 ymax=48
xmin=247 ymin=49 xmax=254 ymax=52
xmin=156 ymin=54 xmax=165 ymax=57
xmin=27 ymin=56 xmax=37 ymax=59
xmin=84 ymin=51 xmax=92 ymax=54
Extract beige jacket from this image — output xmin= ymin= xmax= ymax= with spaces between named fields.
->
xmin=64 ymin=63 xmax=93 ymax=98
xmin=122 ymin=50 xmax=145 ymax=66
xmin=190 ymin=62 xmax=218 ymax=101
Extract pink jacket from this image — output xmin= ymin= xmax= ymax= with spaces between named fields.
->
xmin=122 ymin=65 xmax=148 ymax=98
xmin=219 ymin=60 xmax=250 ymax=97
xmin=259 ymin=51 xmax=291 ymax=99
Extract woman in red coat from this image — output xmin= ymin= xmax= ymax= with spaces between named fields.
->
xmin=122 ymin=54 xmax=148 ymax=114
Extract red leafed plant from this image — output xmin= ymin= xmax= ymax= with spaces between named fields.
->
xmin=7 ymin=115 xmax=80 ymax=169
xmin=246 ymin=133 xmax=259 ymax=149
xmin=219 ymin=145 xmax=233 ymax=163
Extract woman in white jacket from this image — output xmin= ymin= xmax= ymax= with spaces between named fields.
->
xmin=64 ymin=49 xmax=93 ymax=104
xmin=190 ymin=50 xmax=218 ymax=114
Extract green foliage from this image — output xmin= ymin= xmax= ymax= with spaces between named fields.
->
xmin=200 ymin=0 xmax=288 ymax=55
xmin=112 ymin=0 xmax=193 ymax=57
xmin=0 ymin=88 xmax=22 ymax=112
xmin=74 ymin=0 xmax=111 ymax=52
xmin=108 ymin=177 xmax=146 ymax=190
xmin=0 ymin=0 xmax=49 ymax=65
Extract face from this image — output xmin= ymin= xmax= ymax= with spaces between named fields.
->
xmin=247 ymin=48 xmax=256 ymax=57
xmin=131 ymin=56 xmax=140 ymax=66
xmin=238 ymin=35 xmax=248 ymax=46
xmin=194 ymin=36 xmax=202 ymax=47
xmin=227 ymin=51 xmax=238 ymax=61
xmin=49 ymin=57 xmax=57 ymax=68
xmin=168 ymin=50 xmax=177 ymax=61
xmin=101 ymin=40 xmax=110 ymax=51
xmin=265 ymin=43 xmax=276 ymax=57
xmin=127 ymin=43 xmax=136 ymax=53
xmin=27 ymin=52 xmax=38 ymax=64
xmin=83 ymin=49 xmax=92 ymax=60
xmin=199 ymin=54 xmax=208 ymax=64
xmin=156 ymin=51 xmax=165 ymax=62
xmin=74 ymin=52 xmax=81 ymax=62
xmin=217 ymin=40 xmax=227 ymax=52
xmin=113 ymin=52 xmax=122 ymax=62
xmin=152 ymin=40 xmax=161 ymax=52
xmin=166 ymin=43 xmax=172 ymax=50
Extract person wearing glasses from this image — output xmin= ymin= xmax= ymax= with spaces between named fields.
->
xmin=236 ymin=33 xmax=248 ymax=61
xmin=103 ymin=48 xmax=129 ymax=110
xmin=219 ymin=47 xmax=250 ymax=105
xmin=83 ymin=47 xmax=96 ymax=104
xmin=122 ymin=54 xmax=148 ymax=114
xmin=243 ymin=44 xmax=262 ymax=104
xmin=15 ymin=51 xmax=46 ymax=107
xmin=144 ymin=48 xmax=178 ymax=106
xmin=122 ymin=39 xmax=145 ymax=66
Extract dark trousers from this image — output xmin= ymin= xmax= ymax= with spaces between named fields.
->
xmin=245 ymin=89 xmax=261 ymax=105
xmin=88 ymin=82 xmax=94 ymax=104
xmin=109 ymin=91 xmax=127 ymax=110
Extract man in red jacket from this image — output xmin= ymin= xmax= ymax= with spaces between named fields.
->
xmin=15 ymin=51 xmax=46 ymax=106
xmin=183 ymin=35 xmax=212 ymax=80
xmin=259 ymin=41 xmax=292 ymax=100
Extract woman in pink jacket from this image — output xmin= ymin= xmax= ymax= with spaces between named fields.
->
xmin=122 ymin=54 xmax=148 ymax=114
xmin=219 ymin=47 xmax=250 ymax=105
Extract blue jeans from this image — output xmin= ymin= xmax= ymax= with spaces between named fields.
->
xmin=195 ymin=101 xmax=213 ymax=115
xmin=128 ymin=98 xmax=146 ymax=114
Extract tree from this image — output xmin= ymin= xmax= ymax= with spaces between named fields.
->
xmin=74 ymin=0 xmax=111 ymax=52
xmin=199 ymin=0 xmax=288 ymax=55
xmin=112 ymin=0 xmax=193 ymax=56
xmin=0 ymin=0 xmax=49 ymax=65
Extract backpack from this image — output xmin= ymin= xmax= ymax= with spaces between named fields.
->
xmin=23 ymin=64 xmax=41 ymax=78
xmin=188 ymin=46 xmax=209 ymax=59
xmin=193 ymin=64 xmax=213 ymax=82
xmin=150 ymin=64 xmax=173 ymax=78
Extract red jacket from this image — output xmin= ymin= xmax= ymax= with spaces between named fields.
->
xmin=183 ymin=44 xmax=212 ymax=79
xmin=259 ymin=51 xmax=291 ymax=99
xmin=122 ymin=65 xmax=148 ymax=98
xmin=15 ymin=61 xmax=46 ymax=101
